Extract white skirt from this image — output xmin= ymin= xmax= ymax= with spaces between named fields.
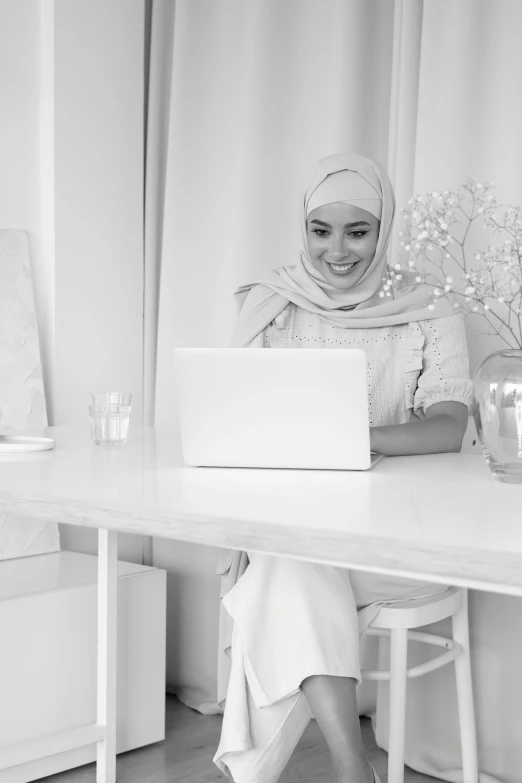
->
xmin=214 ymin=553 xmax=448 ymax=783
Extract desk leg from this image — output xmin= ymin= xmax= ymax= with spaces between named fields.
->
xmin=96 ymin=528 xmax=118 ymax=783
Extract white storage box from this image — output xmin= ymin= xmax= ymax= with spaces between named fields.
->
xmin=0 ymin=550 xmax=166 ymax=783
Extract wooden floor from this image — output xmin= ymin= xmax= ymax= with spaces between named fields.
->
xmin=42 ymin=695 xmax=441 ymax=783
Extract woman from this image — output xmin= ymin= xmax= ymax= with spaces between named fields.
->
xmin=214 ymin=153 xmax=472 ymax=783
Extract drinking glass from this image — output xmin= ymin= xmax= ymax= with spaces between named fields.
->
xmin=89 ymin=392 xmax=132 ymax=446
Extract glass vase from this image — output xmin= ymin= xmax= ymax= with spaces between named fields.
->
xmin=472 ymin=349 xmax=522 ymax=483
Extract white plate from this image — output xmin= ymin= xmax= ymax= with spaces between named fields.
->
xmin=0 ymin=435 xmax=56 ymax=453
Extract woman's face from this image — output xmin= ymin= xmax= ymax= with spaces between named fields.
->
xmin=306 ymin=202 xmax=380 ymax=290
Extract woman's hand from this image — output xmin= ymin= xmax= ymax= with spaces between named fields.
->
xmin=370 ymin=401 xmax=469 ymax=456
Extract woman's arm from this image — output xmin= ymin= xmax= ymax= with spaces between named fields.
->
xmin=370 ymin=401 xmax=469 ymax=456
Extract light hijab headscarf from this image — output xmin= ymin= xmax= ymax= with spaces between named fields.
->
xmin=232 ymin=152 xmax=453 ymax=346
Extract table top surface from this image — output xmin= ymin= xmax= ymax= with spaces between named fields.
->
xmin=0 ymin=426 xmax=521 ymax=595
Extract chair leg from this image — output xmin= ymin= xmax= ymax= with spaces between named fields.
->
xmin=451 ymin=589 xmax=479 ymax=783
xmin=388 ymin=628 xmax=408 ymax=783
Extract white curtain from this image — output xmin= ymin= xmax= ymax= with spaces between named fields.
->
xmin=145 ymin=2 xmax=522 ymax=781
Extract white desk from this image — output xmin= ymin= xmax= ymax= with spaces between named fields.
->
xmin=0 ymin=426 xmax=521 ymax=782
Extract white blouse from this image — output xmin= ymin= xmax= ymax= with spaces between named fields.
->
xmin=248 ymin=304 xmax=473 ymax=424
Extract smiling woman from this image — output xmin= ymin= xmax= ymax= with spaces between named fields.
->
xmin=216 ymin=153 xmax=473 ymax=783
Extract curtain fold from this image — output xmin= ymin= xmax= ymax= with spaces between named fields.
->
xmin=144 ymin=3 xmax=522 ymax=781
xmin=387 ymin=0 xmax=424 ymax=264
xmin=143 ymin=0 xmax=176 ymax=426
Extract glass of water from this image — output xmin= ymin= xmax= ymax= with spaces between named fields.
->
xmin=89 ymin=392 xmax=132 ymax=446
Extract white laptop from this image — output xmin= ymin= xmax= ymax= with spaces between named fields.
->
xmin=172 ymin=348 xmax=384 ymax=470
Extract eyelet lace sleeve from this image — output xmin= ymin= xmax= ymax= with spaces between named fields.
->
xmin=413 ymin=314 xmax=473 ymax=418
xmin=262 ymin=305 xmax=292 ymax=348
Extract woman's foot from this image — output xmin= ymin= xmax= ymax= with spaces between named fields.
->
xmin=333 ymin=755 xmax=375 ymax=783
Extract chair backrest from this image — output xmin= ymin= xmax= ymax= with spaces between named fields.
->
xmin=0 ymin=229 xmax=60 ymax=559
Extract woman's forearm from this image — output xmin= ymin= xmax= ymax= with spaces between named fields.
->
xmin=370 ymin=414 xmax=465 ymax=456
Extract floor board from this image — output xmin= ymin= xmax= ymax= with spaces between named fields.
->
xmin=40 ymin=695 xmax=441 ymax=783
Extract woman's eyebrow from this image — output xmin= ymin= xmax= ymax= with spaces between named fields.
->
xmin=309 ymin=219 xmax=372 ymax=228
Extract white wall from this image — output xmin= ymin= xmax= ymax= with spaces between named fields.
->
xmin=0 ymin=0 xmax=148 ymax=564
xmin=53 ymin=0 xmax=144 ymax=425
xmin=0 ymin=1 xmax=54 ymax=419
xmin=0 ymin=0 xmax=144 ymax=427
xmin=0 ymin=2 xmax=40 ymax=229
xmin=53 ymin=0 xmax=146 ymax=560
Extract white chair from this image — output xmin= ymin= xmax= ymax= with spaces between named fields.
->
xmin=361 ymin=586 xmax=478 ymax=783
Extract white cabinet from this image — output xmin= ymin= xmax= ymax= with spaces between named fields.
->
xmin=0 ymin=550 xmax=166 ymax=783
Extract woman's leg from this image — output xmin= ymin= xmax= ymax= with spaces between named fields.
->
xmin=301 ymin=674 xmax=373 ymax=783
xmin=219 ymin=554 xmax=369 ymax=782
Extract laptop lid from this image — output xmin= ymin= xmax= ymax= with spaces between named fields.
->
xmin=173 ymin=348 xmax=373 ymax=470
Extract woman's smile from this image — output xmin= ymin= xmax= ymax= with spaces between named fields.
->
xmin=324 ymin=258 xmax=359 ymax=275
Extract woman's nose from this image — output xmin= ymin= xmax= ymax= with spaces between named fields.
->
xmin=329 ymin=234 xmax=347 ymax=260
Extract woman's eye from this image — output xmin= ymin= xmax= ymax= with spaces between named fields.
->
xmin=311 ymin=229 xmax=367 ymax=239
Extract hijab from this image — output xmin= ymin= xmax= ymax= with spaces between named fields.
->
xmin=231 ymin=152 xmax=453 ymax=347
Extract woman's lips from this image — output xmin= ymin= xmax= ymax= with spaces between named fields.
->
xmin=325 ymin=260 xmax=357 ymax=276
